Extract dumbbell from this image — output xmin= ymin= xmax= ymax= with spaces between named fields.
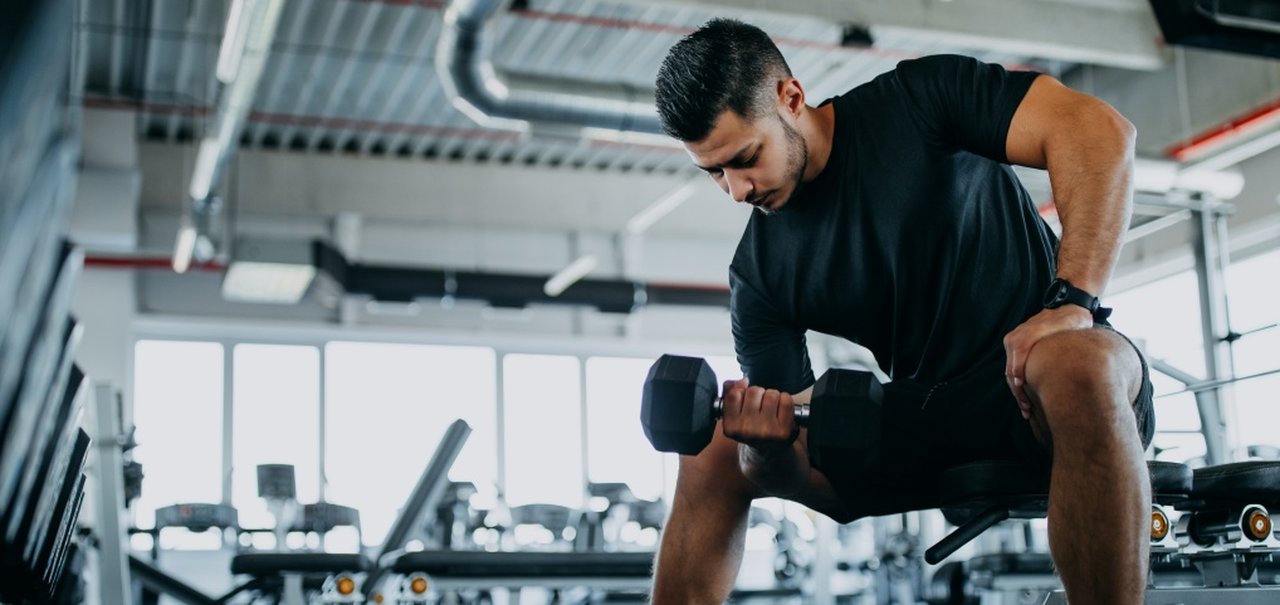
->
xmin=640 ymin=354 xmax=884 ymax=474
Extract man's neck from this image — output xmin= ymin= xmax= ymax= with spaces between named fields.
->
xmin=799 ymin=102 xmax=836 ymax=183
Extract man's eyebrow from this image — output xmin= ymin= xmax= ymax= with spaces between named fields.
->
xmin=694 ymin=143 xmax=756 ymax=172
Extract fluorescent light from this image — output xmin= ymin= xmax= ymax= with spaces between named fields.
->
xmin=544 ymin=255 xmax=597 ymax=297
xmin=221 ymin=261 xmax=317 ymax=304
xmin=580 ymin=127 xmax=682 ymax=149
xmin=220 ymin=238 xmax=318 ymax=304
xmin=247 ymin=0 xmax=286 ymax=52
xmin=172 ymin=223 xmax=197 ymax=274
xmin=625 ymin=180 xmax=698 ymax=235
xmin=216 ymin=0 xmax=250 ymax=84
xmin=189 ymin=137 xmax=220 ymax=200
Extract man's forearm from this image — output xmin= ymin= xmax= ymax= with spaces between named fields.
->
xmin=1044 ymin=103 xmax=1136 ymax=296
xmin=738 ymin=438 xmax=810 ymax=498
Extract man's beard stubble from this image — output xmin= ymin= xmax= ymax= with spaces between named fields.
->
xmin=757 ymin=116 xmax=809 ymax=216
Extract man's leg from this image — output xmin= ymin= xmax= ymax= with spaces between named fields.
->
xmin=1022 ymin=328 xmax=1149 ymax=605
xmin=652 ymin=425 xmax=853 ymax=604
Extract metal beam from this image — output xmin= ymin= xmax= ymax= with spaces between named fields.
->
xmin=358 ymin=12 xmax=440 ymax=155
xmin=248 ymin=0 xmax=310 ymax=147
xmin=165 ymin=0 xmax=197 ymax=141
xmin=141 ymin=0 xmax=164 ymax=139
xmin=1191 ymin=206 xmax=1238 ymax=464
xmin=631 ymin=0 xmax=1166 ymax=70
xmin=380 ymin=15 xmax=447 ymax=156
xmin=110 ymin=0 xmax=126 ymax=94
xmin=304 ymin=2 xmax=384 ymax=152
xmin=89 ymin=383 xmax=132 ymax=605
xmin=331 ymin=7 xmax=416 ymax=152
xmin=272 ymin=0 xmax=350 ymax=149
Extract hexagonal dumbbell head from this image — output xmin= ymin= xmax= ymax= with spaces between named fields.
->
xmin=807 ymin=369 xmax=884 ymax=475
xmin=641 ymin=354 xmax=720 ymax=455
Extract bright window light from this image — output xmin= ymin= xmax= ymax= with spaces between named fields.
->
xmin=503 ymin=354 xmax=582 ymax=507
xmin=232 ymin=344 xmax=320 ymax=531
xmin=1225 ymin=249 xmax=1280 ymax=451
xmin=325 ymin=342 xmax=497 ymax=547
xmin=1108 ymin=271 xmax=1207 ymax=463
xmin=132 ymin=340 xmax=224 ymax=545
xmin=585 ymin=357 xmax=668 ymax=501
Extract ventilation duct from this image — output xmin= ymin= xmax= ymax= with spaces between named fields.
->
xmin=436 ymin=0 xmax=668 ymax=142
xmin=310 ymin=241 xmax=726 ymax=312
xmin=1150 ymin=0 xmax=1280 ymax=59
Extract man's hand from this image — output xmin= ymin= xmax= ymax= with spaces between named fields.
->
xmin=720 ymin=378 xmax=799 ymax=455
xmin=1003 ymin=306 xmax=1094 ymax=418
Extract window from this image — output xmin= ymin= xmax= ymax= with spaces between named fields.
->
xmin=1225 ymin=249 xmax=1280 ymax=451
xmin=1108 ymin=271 xmax=1206 ymax=462
xmin=584 ymin=357 xmax=668 ymax=501
xmin=232 ymin=344 xmax=320 ymax=534
xmin=503 ymin=354 xmax=582 ymax=507
xmin=324 ymin=342 xmax=497 ymax=546
xmin=132 ymin=340 xmax=224 ymax=545
xmin=1108 ymin=270 xmax=1205 ymax=376
xmin=582 ymin=355 xmax=739 ymax=508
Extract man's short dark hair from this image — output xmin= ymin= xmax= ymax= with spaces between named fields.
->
xmin=655 ymin=18 xmax=793 ymax=142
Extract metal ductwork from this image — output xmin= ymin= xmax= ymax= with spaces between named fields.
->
xmin=173 ymin=0 xmax=286 ymax=273
xmin=311 ymin=241 xmax=727 ymax=312
xmin=436 ymin=0 xmax=667 ymax=140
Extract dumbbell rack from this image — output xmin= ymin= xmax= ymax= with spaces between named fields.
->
xmin=931 ymin=460 xmax=1280 ymax=605
xmin=0 ymin=0 xmax=90 ymax=601
xmin=1138 ymin=461 xmax=1280 ymax=605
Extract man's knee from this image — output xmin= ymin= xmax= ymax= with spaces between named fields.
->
xmin=1023 ymin=328 xmax=1143 ymax=432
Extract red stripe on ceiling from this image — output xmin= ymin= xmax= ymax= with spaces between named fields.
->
xmin=1165 ymin=97 xmax=1280 ymax=162
xmin=84 ymin=256 xmax=226 ymax=272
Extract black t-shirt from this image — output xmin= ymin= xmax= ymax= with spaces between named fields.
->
xmin=729 ymin=55 xmax=1056 ymax=393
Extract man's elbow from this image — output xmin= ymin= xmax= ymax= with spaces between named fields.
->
xmin=1086 ymin=99 xmax=1136 ymax=160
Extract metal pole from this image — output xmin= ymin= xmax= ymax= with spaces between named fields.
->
xmin=318 ymin=345 xmax=327 ymax=503
xmin=90 ymin=383 xmax=133 ymax=605
xmin=579 ymin=356 xmax=590 ymax=506
xmin=812 ymin=516 xmax=837 ymax=605
xmin=495 ymin=352 xmax=507 ymax=500
xmin=1190 ymin=203 xmax=1236 ymax=464
xmin=222 ymin=344 xmax=235 ymax=505
xmin=1212 ymin=207 xmax=1242 ymax=453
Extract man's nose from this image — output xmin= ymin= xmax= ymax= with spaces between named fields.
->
xmin=725 ymin=169 xmax=753 ymax=203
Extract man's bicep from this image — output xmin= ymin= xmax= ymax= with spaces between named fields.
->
xmin=1005 ymin=74 xmax=1132 ymax=170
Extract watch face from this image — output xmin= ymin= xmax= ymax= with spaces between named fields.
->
xmin=1043 ymin=280 xmax=1067 ymax=308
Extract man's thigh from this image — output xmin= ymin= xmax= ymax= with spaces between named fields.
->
xmin=795 ymin=332 xmax=1156 ymax=520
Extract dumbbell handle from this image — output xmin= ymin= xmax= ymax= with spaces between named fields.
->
xmin=711 ymin=398 xmax=811 ymax=425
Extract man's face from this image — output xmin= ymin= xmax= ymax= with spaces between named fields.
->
xmin=685 ymin=109 xmax=808 ymax=215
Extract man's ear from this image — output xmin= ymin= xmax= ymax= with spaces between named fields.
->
xmin=777 ymin=76 xmax=805 ymax=119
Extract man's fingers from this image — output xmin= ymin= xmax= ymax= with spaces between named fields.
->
xmin=743 ymin=385 xmax=764 ymax=416
xmin=777 ymin=391 xmax=793 ymax=421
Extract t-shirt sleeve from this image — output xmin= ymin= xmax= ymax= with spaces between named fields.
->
xmin=729 ymin=268 xmax=815 ymax=394
xmin=893 ymin=54 xmax=1041 ymax=163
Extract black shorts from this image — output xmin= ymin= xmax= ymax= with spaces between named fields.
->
xmin=825 ymin=325 xmax=1156 ymax=519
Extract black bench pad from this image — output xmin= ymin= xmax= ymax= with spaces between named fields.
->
xmin=939 ymin=460 xmax=1193 ymax=506
xmin=1192 ymin=461 xmax=1280 ymax=505
xmin=391 ymin=550 xmax=654 ymax=577
xmin=231 ymin=553 xmax=370 ymax=576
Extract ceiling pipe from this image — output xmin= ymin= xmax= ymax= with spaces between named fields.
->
xmin=173 ymin=0 xmax=285 ymax=273
xmin=311 ymin=241 xmax=727 ymax=312
xmin=80 ymin=244 xmax=730 ymax=312
xmin=436 ymin=0 xmax=672 ymax=146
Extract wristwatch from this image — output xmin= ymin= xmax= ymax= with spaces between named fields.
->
xmin=1042 ymin=277 xmax=1112 ymax=322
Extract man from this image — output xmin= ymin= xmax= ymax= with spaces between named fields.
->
xmin=650 ymin=19 xmax=1155 ymax=605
